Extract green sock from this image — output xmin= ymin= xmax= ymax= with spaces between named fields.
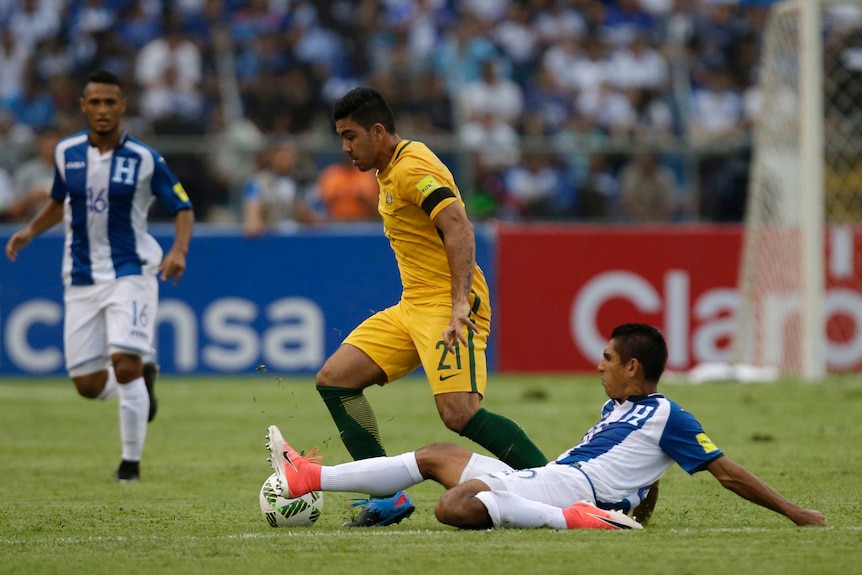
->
xmin=316 ymin=385 xmax=386 ymax=460
xmin=460 ymin=407 xmax=548 ymax=469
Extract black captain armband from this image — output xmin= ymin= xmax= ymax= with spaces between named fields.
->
xmin=421 ymin=187 xmax=456 ymax=215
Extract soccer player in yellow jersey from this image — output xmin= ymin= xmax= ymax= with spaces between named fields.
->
xmin=313 ymin=87 xmax=548 ymax=526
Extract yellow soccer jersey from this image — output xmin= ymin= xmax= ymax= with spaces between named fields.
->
xmin=376 ymin=140 xmax=490 ymax=305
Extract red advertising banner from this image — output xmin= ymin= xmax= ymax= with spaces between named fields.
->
xmin=497 ymin=223 xmax=862 ymax=373
xmin=497 ymin=224 xmax=744 ymax=373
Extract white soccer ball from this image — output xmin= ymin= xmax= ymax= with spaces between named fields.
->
xmin=259 ymin=472 xmax=324 ymax=527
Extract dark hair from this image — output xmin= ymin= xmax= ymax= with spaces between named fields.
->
xmin=84 ymin=70 xmax=122 ymax=94
xmin=332 ymin=87 xmax=396 ymax=133
xmin=610 ymin=323 xmax=668 ymax=383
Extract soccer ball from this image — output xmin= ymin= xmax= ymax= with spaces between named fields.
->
xmin=259 ymin=472 xmax=324 ymax=527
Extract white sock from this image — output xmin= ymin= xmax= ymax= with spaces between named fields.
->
xmin=96 ymin=367 xmax=119 ymax=400
xmin=117 ymin=377 xmax=149 ymax=461
xmin=474 ymin=491 xmax=567 ymax=529
xmin=320 ymin=452 xmax=423 ymax=495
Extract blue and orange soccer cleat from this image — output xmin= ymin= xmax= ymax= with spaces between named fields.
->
xmin=265 ymin=424 xmax=323 ymax=498
xmin=342 ymin=491 xmax=415 ymax=527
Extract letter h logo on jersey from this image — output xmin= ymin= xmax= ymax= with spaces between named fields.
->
xmin=111 ymin=157 xmax=139 ymax=185
xmin=619 ymin=405 xmax=654 ymax=427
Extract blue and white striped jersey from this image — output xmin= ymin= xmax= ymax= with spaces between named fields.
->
xmin=51 ymin=131 xmax=193 ymax=286
xmin=555 ymin=393 xmax=723 ymax=513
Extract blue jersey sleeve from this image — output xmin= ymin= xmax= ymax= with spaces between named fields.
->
xmin=151 ymin=154 xmax=193 ymax=215
xmin=50 ymin=164 xmax=66 ymax=202
xmin=659 ymin=402 xmax=723 ymax=474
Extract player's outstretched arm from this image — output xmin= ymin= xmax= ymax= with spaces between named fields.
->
xmin=159 ymin=208 xmax=194 ymax=284
xmin=706 ymin=456 xmax=826 ymax=526
xmin=5 ymin=198 xmax=64 ymax=261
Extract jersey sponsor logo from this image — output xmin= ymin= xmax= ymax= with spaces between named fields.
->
xmin=696 ymin=433 xmax=718 ymax=453
xmin=173 ymin=183 xmax=190 ymax=202
xmin=438 ymin=372 xmax=459 ymax=381
xmin=65 ymin=161 xmax=86 ymax=169
xmin=416 ymin=175 xmax=441 ymax=197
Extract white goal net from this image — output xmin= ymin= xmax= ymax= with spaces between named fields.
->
xmin=734 ymin=0 xmax=862 ymax=377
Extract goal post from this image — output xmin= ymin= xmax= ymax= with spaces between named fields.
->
xmin=733 ymin=0 xmax=862 ymax=378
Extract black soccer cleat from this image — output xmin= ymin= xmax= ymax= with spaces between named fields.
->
xmin=143 ymin=362 xmax=159 ymax=423
xmin=115 ymin=460 xmax=140 ymax=482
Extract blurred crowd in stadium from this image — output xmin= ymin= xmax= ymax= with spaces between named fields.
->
xmin=0 ymin=0 xmax=826 ymax=228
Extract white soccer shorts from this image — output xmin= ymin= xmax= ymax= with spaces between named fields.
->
xmin=470 ymin=454 xmax=596 ymax=509
xmin=64 ymin=274 xmax=158 ymax=376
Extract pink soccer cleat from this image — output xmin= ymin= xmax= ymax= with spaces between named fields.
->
xmin=563 ymin=501 xmax=643 ymax=530
xmin=265 ymin=425 xmax=323 ymax=498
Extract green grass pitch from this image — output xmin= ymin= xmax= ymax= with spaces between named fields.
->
xmin=1 ymin=373 xmax=860 ymax=575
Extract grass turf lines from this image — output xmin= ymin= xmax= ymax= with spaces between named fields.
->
xmin=1 ymin=374 xmax=860 ymax=575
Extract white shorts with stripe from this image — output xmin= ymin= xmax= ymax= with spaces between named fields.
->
xmin=461 ymin=453 xmax=596 ymax=509
xmin=64 ymin=275 xmax=158 ymax=376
